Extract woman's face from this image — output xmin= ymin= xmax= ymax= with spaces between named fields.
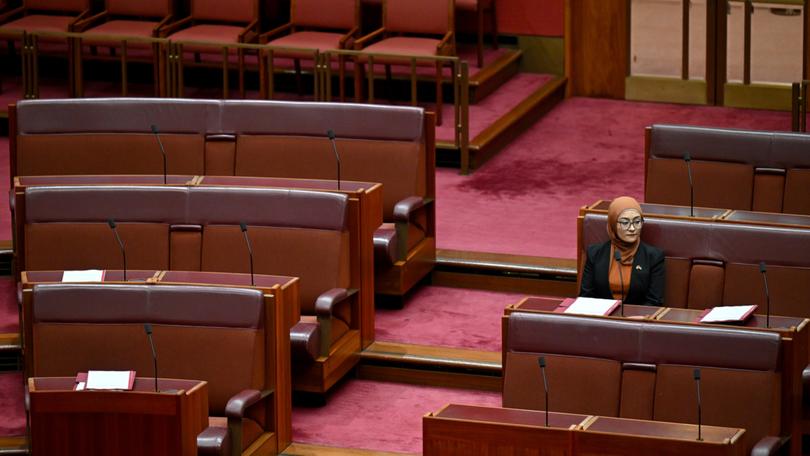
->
xmin=616 ymin=209 xmax=643 ymax=243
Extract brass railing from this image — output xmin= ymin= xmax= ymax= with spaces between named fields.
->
xmin=793 ymin=80 xmax=808 ymax=132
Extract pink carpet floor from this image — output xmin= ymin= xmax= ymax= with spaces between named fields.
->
xmin=375 ymin=285 xmax=522 ymax=352
xmin=292 ymin=379 xmax=501 ymax=453
xmin=0 ymin=372 xmax=25 ymax=436
xmin=435 ymin=96 xmax=793 ymax=259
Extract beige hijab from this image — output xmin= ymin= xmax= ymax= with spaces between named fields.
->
xmin=606 ymin=196 xmax=643 ymax=265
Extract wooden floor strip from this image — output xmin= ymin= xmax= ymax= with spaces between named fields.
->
xmin=361 ymin=341 xmax=501 ymax=372
xmin=282 ymin=443 xmax=417 ymax=456
xmin=437 ymin=249 xmax=577 ymax=276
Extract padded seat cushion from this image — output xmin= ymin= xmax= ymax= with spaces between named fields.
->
xmin=0 ymin=14 xmax=74 ymax=33
xmin=208 ymin=416 xmax=264 ymax=451
xmin=267 ymin=31 xmax=345 ymax=54
xmin=84 ymin=20 xmax=159 ymax=39
xmin=170 ymin=24 xmax=245 ymax=53
xmin=362 ymin=37 xmax=445 ymax=63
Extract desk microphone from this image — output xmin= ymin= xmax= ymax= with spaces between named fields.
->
xmin=614 ymin=250 xmax=625 ymax=316
xmin=683 ymin=152 xmax=694 ymax=217
xmin=150 ymin=125 xmax=168 ymax=185
xmin=144 ymin=323 xmax=159 ymax=392
xmin=326 ymin=129 xmax=341 ymax=190
xmin=694 ymin=368 xmax=702 ymax=441
xmin=107 ymin=219 xmax=127 ymax=281
xmin=760 ymin=261 xmax=771 ymax=328
xmin=239 ymin=222 xmax=255 ymax=286
xmin=538 ymin=357 xmax=549 ymax=427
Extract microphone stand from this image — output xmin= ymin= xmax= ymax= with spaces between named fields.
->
xmin=684 ymin=153 xmax=694 ymax=217
xmin=327 ymin=129 xmax=341 ymax=191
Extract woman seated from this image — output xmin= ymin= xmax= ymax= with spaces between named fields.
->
xmin=579 ymin=196 xmax=665 ymax=305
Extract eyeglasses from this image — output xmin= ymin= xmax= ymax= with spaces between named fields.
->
xmin=617 ymin=218 xmax=644 ymax=229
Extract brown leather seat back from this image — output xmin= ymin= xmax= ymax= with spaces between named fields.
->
xmin=22 ymin=186 xmax=182 ymax=272
xmin=221 ymin=101 xmax=427 ymax=219
xmin=385 ymin=0 xmax=452 ymax=35
xmin=31 ymin=284 xmax=267 ymax=413
xmin=504 ymin=311 xmax=783 ymax=453
xmin=14 ymin=99 xmax=212 ymax=177
xmin=106 ymin=0 xmax=172 ymax=17
xmin=25 ymin=0 xmax=89 ymax=12
xmin=646 ymin=125 xmax=810 ymax=215
xmin=190 ymin=187 xmax=351 ymax=314
xmin=646 ymin=324 xmax=781 ymax=451
xmin=292 ymin=0 xmax=356 ymax=29
xmin=503 ymin=312 xmax=637 ymax=416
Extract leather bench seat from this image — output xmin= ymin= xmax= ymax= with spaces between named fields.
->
xmin=12 ymin=98 xmax=436 ymax=297
xmin=16 ymin=184 xmax=358 ymax=388
xmin=503 ymin=311 xmax=784 ymax=455
xmin=645 ymin=124 xmax=810 ymax=215
xmin=27 ymin=283 xmax=286 ymax=454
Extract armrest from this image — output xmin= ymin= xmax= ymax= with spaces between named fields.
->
xmin=224 ymin=389 xmax=263 ymax=419
xmin=238 ymin=19 xmax=259 ymax=43
xmin=197 ymin=426 xmax=231 ymax=456
xmin=152 ymin=14 xmax=174 ymax=36
xmin=354 ymin=27 xmax=385 ymax=49
xmin=67 ymin=9 xmax=91 ymax=31
xmin=0 ymin=6 xmax=24 ymax=24
xmin=751 ymin=436 xmax=788 ymax=456
xmin=314 ymin=288 xmax=355 ymax=319
xmin=436 ymin=31 xmax=454 ymax=55
xmin=72 ymin=10 xmax=108 ymax=32
xmin=159 ymin=15 xmax=192 ymax=37
xmin=258 ymin=22 xmax=292 ymax=43
xmin=393 ymin=196 xmax=427 ymax=223
xmin=338 ymin=26 xmax=359 ymax=48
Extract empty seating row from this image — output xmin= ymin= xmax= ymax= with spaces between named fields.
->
xmin=578 ymin=208 xmax=810 ymax=316
xmin=645 ymin=124 xmax=810 ymax=215
xmin=25 ymin=283 xmax=289 ymax=455
xmin=13 ymin=184 xmax=359 ymax=394
xmin=503 ymin=311 xmax=790 ymax=455
xmin=10 ymin=98 xmax=435 ymax=297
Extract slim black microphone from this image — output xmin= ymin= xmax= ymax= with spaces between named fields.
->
xmin=684 ymin=152 xmax=694 ymax=217
xmin=239 ymin=222 xmax=255 ymax=286
xmin=614 ymin=250 xmax=625 ymax=316
xmin=107 ymin=219 xmax=127 ymax=281
xmin=538 ymin=357 xmax=549 ymax=427
xmin=760 ymin=261 xmax=770 ymax=328
xmin=144 ymin=323 xmax=159 ymax=392
xmin=326 ymin=129 xmax=341 ymax=191
xmin=693 ymin=368 xmax=702 ymax=441
xmin=150 ymin=124 xmax=168 ymax=185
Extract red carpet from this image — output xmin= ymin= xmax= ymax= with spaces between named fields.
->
xmin=0 ymin=372 xmax=25 ymax=436
xmin=376 ymin=285 xmax=522 ymax=351
xmin=435 ymin=97 xmax=793 ymax=259
xmin=293 ymin=379 xmax=500 ymax=453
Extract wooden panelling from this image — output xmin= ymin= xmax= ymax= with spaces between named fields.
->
xmin=565 ymin=0 xmax=629 ymax=98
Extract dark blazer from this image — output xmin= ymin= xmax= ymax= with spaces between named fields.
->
xmin=579 ymin=241 xmax=665 ymax=306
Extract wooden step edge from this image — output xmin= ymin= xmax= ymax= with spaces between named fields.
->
xmin=361 ymin=341 xmax=501 ymax=373
xmin=473 ymin=75 xmax=567 ymax=149
xmin=436 ymin=249 xmax=577 ymax=277
xmin=0 ymin=334 xmax=21 ymax=352
xmin=469 ymin=49 xmax=523 ymax=86
xmin=0 ymin=437 xmax=27 ymax=455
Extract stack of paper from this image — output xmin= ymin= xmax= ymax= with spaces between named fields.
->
xmin=699 ymin=305 xmax=757 ymax=324
xmin=563 ymin=297 xmax=621 ymax=316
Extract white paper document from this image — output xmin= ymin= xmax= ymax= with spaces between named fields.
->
xmin=564 ymin=297 xmax=619 ymax=316
xmin=700 ymin=305 xmax=756 ymax=323
xmin=62 ymin=270 xmax=104 ymax=283
xmin=85 ymin=370 xmax=133 ymax=390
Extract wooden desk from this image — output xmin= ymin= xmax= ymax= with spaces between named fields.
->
xmin=576 ymin=416 xmax=744 ymax=456
xmin=29 ymin=377 xmax=208 ymax=456
xmin=505 ymin=297 xmax=807 ymax=456
xmin=423 ymin=404 xmax=744 ymax=456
